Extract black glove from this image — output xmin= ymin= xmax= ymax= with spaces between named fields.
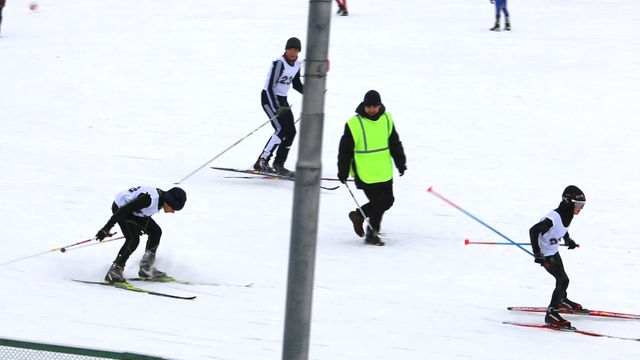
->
xmin=276 ymin=106 xmax=289 ymax=116
xmin=337 ymin=173 xmax=348 ymax=184
xmin=95 ymin=228 xmax=113 ymax=241
xmin=534 ymin=253 xmax=546 ymax=265
xmin=398 ymin=165 xmax=407 ymax=177
xmin=565 ymin=238 xmax=578 ymax=250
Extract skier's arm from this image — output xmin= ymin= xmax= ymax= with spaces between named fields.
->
xmin=292 ymin=69 xmax=304 ymax=94
xmin=102 ymin=193 xmax=152 ymax=230
xmin=529 ymin=218 xmax=553 ymax=254
xmin=266 ymin=60 xmax=284 ymax=107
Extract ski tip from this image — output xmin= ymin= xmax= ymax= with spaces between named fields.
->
xmin=426 ymin=186 xmax=433 ymax=192
xmin=464 ymin=239 xmax=470 ymax=245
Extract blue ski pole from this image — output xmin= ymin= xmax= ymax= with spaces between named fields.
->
xmin=427 ymin=187 xmax=533 ymax=256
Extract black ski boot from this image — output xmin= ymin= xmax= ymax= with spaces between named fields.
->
xmin=560 ymin=298 xmax=587 ymax=313
xmin=545 ymin=307 xmax=572 ymax=329
xmin=105 ymin=263 xmax=126 ymax=283
xmin=253 ymin=158 xmax=274 ymax=174
xmin=138 ymin=251 xmax=167 ymax=279
xmin=273 ymin=163 xmax=295 ymax=178
xmin=504 ymin=22 xmax=511 ymax=31
xmin=490 ymin=22 xmax=500 ymax=31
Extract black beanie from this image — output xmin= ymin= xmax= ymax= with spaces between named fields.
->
xmin=363 ymin=90 xmax=382 ymax=106
xmin=285 ymin=37 xmax=302 ymax=51
xmin=164 ymin=187 xmax=187 ymax=211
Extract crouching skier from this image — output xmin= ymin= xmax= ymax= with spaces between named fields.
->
xmin=95 ymin=186 xmax=187 ymax=283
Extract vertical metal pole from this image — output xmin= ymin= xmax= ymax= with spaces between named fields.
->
xmin=281 ymin=1 xmax=332 ymax=359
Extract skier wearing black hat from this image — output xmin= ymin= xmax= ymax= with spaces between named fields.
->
xmin=254 ymin=37 xmax=304 ymax=178
xmin=95 ymin=186 xmax=187 ymax=283
xmin=529 ymin=185 xmax=587 ymax=329
xmin=337 ymin=90 xmax=407 ymax=246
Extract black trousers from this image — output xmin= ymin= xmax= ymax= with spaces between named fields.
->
xmin=358 ymin=182 xmax=395 ymax=233
xmin=111 ymin=202 xmax=162 ymax=267
xmin=260 ymin=91 xmax=296 ymax=166
xmin=542 ymin=252 xmax=570 ymax=308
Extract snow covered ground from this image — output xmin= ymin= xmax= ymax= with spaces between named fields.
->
xmin=1 ymin=0 xmax=639 ymax=359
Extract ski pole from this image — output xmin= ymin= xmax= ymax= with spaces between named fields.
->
xmin=175 ymin=106 xmax=294 ymax=184
xmin=0 ymin=235 xmax=125 ymax=266
xmin=464 ymin=239 xmax=577 ymax=247
xmin=465 ymin=239 xmax=531 ymax=246
xmin=426 ymin=187 xmax=533 ymax=256
xmin=344 ymin=182 xmax=372 ymax=233
xmin=60 ymin=236 xmax=125 ymax=253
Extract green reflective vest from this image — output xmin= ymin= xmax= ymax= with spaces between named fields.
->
xmin=347 ymin=112 xmax=394 ymax=184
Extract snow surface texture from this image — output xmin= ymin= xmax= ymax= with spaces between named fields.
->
xmin=1 ymin=0 xmax=639 ymax=359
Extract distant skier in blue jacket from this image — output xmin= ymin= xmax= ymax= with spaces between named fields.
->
xmin=490 ymin=0 xmax=510 ymax=31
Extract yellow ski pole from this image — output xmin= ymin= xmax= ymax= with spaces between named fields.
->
xmin=0 ymin=235 xmax=125 ymax=266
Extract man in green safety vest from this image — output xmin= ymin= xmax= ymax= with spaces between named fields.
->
xmin=337 ymin=90 xmax=407 ymax=246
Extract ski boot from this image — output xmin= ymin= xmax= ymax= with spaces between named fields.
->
xmin=253 ymin=158 xmax=274 ymax=174
xmin=490 ymin=22 xmax=500 ymax=31
xmin=560 ymin=298 xmax=587 ymax=313
xmin=105 ymin=263 xmax=126 ymax=283
xmin=273 ymin=163 xmax=295 ymax=178
xmin=138 ymin=251 xmax=168 ymax=279
xmin=545 ymin=307 xmax=572 ymax=329
xmin=504 ymin=22 xmax=511 ymax=31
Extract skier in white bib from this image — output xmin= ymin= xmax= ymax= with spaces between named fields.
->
xmin=95 ymin=186 xmax=187 ymax=283
xmin=529 ymin=185 xmax=586 ymax=329
xmin=253 ymin=37 xmax=304 ymax=178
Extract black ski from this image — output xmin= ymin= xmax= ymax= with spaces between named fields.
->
xmin=72 ymin=279 xmax=196 ymax=300
xmin=127 ymin=277 xmax=254 ymax=287
xmin=211 ymin=166 xmax=340 ymax=190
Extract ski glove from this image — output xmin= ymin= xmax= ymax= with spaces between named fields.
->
xmin=95 ymin=228 xmax=113 ymax=241
xmin=337 ymin=173 xmax=348 ymax=184
xmin=398 ymin=165 xmax=407 ymax=177
xmin=533 ymin=253 xmax=546 ymax=265
xmin=565 ymin=238 xmax=578 ymax=250
xmin=276 ymin=107 xmax=289 ymax=116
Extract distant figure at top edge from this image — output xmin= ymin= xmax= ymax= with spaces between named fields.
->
xmin=336 ymin=0 xmax=348 ymax=16
xmin=490 ymin=0 xmax=510 ymax=31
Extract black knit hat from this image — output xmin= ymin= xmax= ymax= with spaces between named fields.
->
xmin=164 ymin=187 xmax=187 ymax=211
xmin=363 ymin=90 xmax=382 ymax=106
xmin=285 ymin=37 xmax=302 ymax=51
